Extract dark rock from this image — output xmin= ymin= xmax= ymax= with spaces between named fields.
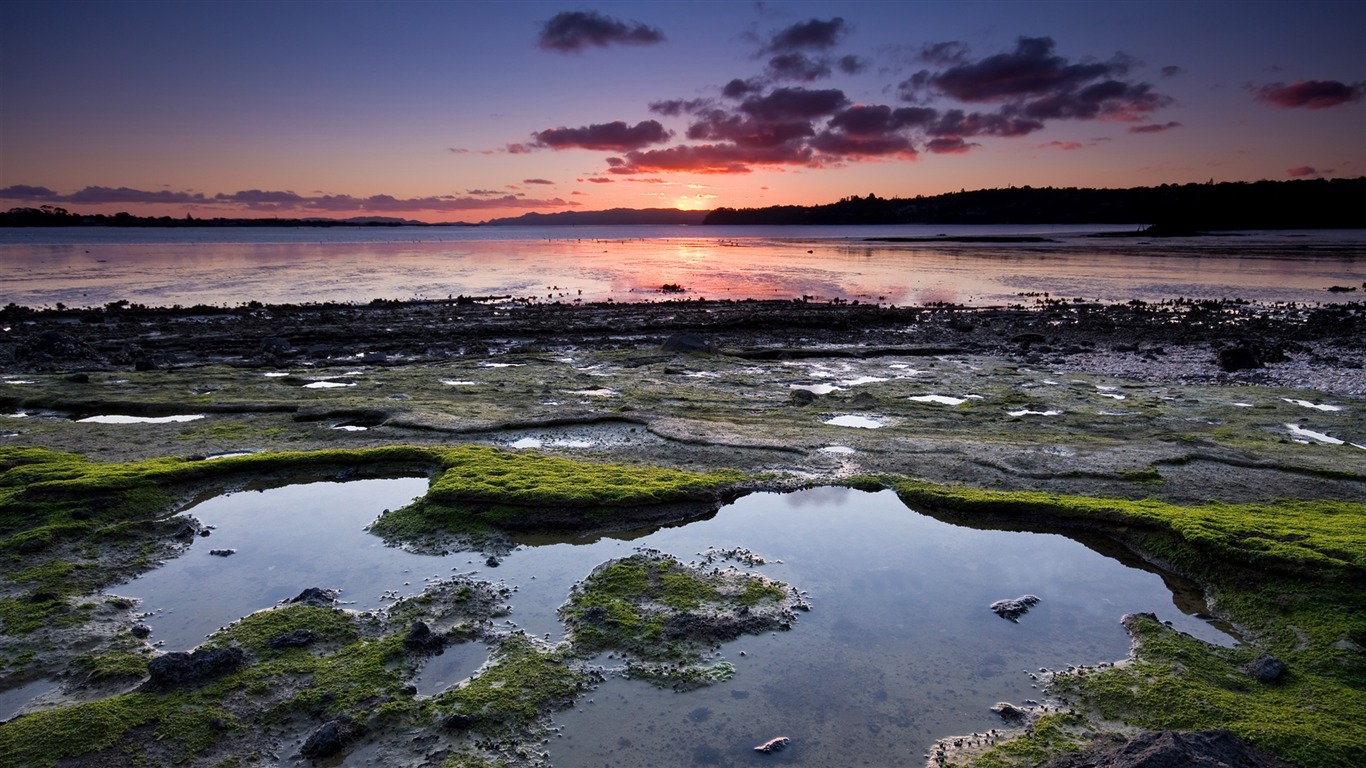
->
xmin=289 ymin=587 xmax=340 ymax=607
xmin=208 ymin=548 xmax=236 ymax=557
xmin=485 ymin=555 xmax=500 ymax=568
xmin=260 ymin=336 xmax=291 ymax=352
xmin=130 ymin=623 xmax=152 ymax=639
xmin=268 ymin=629 xmax=317 ymax=649
xmin=441 ymin=712 xmax=477 ymax=730
xmin=1242 ymin=653 xmax=1288 ymax=683
xmin=1011 ymin=332 xmax=1047 ymax=347
xmin=1041 ymin=728 xmax=1295 ymax=768
xmin=662 ymin=333 xmax=714 ymax=353
xmin=300 ymin=717 xmax=359 ymax=760
xmin=133 ymin=358 xmax=159 ymax=371
xmin=403 ymin=621 xmax=446 ymax=653
xmin=64 ymin=372 xmax=90 ymax=383
xmin=990 ymin=702 xmax=1028 ymax=720
xmin=788 ymin=388 xmax=817 ymax=405
xmin=142 ymin=647 xmax=244 ymax=691
xmin=990 ymin=594 xmax=1040 ymax=622
xmin=1217 ymin=342 xmax=1288 ymax=372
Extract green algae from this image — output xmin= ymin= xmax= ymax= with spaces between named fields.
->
xmin=428 ymin=633 xmax=587 ymax=730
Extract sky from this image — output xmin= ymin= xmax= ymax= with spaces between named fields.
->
xmin=1 ymin=0 xmax=1363 ymax=223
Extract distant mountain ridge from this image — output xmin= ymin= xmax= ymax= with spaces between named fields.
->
xmin=481 ymin=208 xmax=710 ymax=226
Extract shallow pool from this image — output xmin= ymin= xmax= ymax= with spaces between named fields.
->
xmin=109 ymin=479 xmax=1232 ymax=766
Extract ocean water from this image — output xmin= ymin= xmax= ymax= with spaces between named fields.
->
xmin=1 ymin=225 xmax=1362 ymax=309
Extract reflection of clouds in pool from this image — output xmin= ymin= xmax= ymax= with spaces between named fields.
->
xmin=1283 ymin=398 xmax=1343 ymax=412
xmin=910 ymin=394 xmax=966 ymax=406
xmin=819 ymin=445 xmax=856 ymax=454
xmin=791 ymin=383 xmax=840 ymax=395
xmin=77 ymin=414 xmax=205 ymax=424
xmin=303 ymin=381 xmax=354 ymax=389
xmin=1008 ymin=409 xmax=1062 ymax=417
xmin=823 ymin=415 xmax=884 ymax=428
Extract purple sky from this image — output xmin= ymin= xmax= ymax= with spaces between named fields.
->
xmin=1 ymin=0 xmax=1362 ymax=221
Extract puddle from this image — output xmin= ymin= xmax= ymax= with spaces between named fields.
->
xmin=302 ymin=381 xmax=354 ymax=389
xmin=494 ymin=422 xmax=654 ymax=452
xmin=567 ymin=388 xmax=616 ymax=397
xmin=838 ymin=376 xmax=888 ymax=387
xmin=204 ymin=452 xmax=256 ymax=460
xmin=75 ymin=414 xmax=206 ymax=424
xmin=1282 ymin=398 xmax=1344 ymax=412
xmin=791 ymin=383 xmax=840 ymax=395
xmin=1232 ymin=402 xmax=1255 ymax=408
xmin=333 ymin=425 xmax=368 ymax=432
xmin=1 ymin=379 xmax=36 ymax=385
xmin=262 ymin=372 xmax=290 ymax=378
xmin=479 ymin=362 xmax=524 ymax=368
xmin=1008 ymin=409 xmax=1063 ymax=417
xmin=1286 ymin=424 xmax=1350 ymax=446
xmin=910 ymin=394 xmax=967 ymax=406
xmin=819 ymin=446 xmax=856 ymax=454
xmin=440 ymin=379 xmax=479 ymax=386
xmin=0 ymin=677 xmax=61 ymax=721
xmin=822 ymin=415 xmax=884 ymax=429
xmin=112 ymin=482 xmax=1235 ymax=765
xmin=410 ymin=642 xmax=492 ymax=696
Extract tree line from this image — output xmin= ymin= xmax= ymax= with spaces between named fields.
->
xmin=702 ymin=177 xmax=1366 ymax=229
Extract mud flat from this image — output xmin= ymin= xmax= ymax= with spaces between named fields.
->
xmin=0 ymin=297 xmax=1363 ymax=767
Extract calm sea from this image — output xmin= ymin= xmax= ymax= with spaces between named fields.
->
xmin=1 ymin=224 xmax=1362 ymax=309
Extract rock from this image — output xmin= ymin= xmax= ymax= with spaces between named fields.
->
xmin=990 ymin=594 xmax=1040 ymax=622
xmin=990 ymin=702 xmax=1028 ymax=720
xmin=1217 ymin=342 xmax=1288 ymax=372
xmin=208 ymin=548 xmax=236 ymax=557
xmin=288 ymin=587 xmax=340 ymax=607
xmin=1242 ymin=653 xmax=1288 ymax=683
xmin=485 ymin=555 xmax=500 ymax=567
xmin=754 ymin=736 xmax=790 ymax=753
xmin=441 ymin=712 xmax=478 ymax=730
xmin=142 ymin=647 xmax=244 ymax=691
xmin=789 ymin=388 xmax=817 ymax=405
xmin=130 ymin=623 xmax=152 ymax=638
xmin=1041 ymin=728 xmax=1295 ymax=768
xmin=260 ymin=336 xmax=291 ymax=353
xmin=64 ymin=372 xmax=90 ymax=383
xmin=299 ymin=717 xmax=359 ymax=760
xmin=403 ymin=621 xmax=446 ymax=653
xmin=268 ymin=629 xmax=317 ymax=649
xmin=662 ymin=333 xmax=714 ymax=353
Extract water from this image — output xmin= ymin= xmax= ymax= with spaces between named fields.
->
xmin=1 ymin=225 xmax=1361 ymax=309
xmin=105 ymin=479 xmax=1233 ymax=766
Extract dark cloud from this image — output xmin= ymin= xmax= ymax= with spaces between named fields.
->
xmin=465 ymin=189 xmax=502 ymax=196
xmin=927 ymin=109 xmax=1044 ymax=138
xmin=648 ymin=98 xmax=712 ymax=117
xmin=739 ymin=87 xmax=848 ymax=121
xmin=581 ymin=177 xmax=615 ymax=184
xmin=1129 ymin=121 xmax=1181 ymax=134
xmin=1287 ymin=165 xmax=1319 ymax=177
xmin=921 ymin=37 xmax=1121 ymax=102
xmin=1255 ymin=80 xmax=1364 ymax=109
xmin=686 ymin=110 xmax=816 ymax=148
xmin=0 ymin=184 xmax=58 ymax=198
xmin=447 ymin=147 xmax=471 ymax=154
xmin=767 ymin=52 xmax=831 ymax=82
xmin=523 ymin=178 xmax=555 ymax=185
xmin=809 ymin=131 xmax=916 ymax=158
xmin=1039 ymin=140 xmax=1085 ymax=150
xmin=722 ymin=78 xmax=764 ymax=99
xmin=837 ymin=55 xmax=866 ymax=75
xmin=532 ymin=120 xmax=673 ymax=151
xmin=919 ymin=41 xmax=970 ymax=66
xmin=61 ymin=186 xmax=209 ymax=205
xmin=1160 ymin=65 xmax=1184 ymax=78
xmin=925 ymin=137 xmax=976 ymax=154
xmin=765 ymin=17 xmax=846 ymax=53
xmin=538 ymin=11 xmax=664 ymax=53
xmin=827 ymin=105 xmax=936 ymax=136
xmin=1020 ymin=80 xmax=1170 ymax=121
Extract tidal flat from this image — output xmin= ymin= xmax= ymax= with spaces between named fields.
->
xmin=0 ymin=298 xmax=1362 ymax=767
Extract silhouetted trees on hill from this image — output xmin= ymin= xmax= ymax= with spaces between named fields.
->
xmin=703 ymin=178 xmax=1366 ymax=229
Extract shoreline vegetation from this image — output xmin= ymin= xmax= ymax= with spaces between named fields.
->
xmin=1 ymin=295 xmax=1363 ymax=767
xmin=4 ymin=176 xmax=1364 ymax=230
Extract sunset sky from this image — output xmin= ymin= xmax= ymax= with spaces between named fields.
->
xmin=2 ymin=0 xmax=1362 ymax=222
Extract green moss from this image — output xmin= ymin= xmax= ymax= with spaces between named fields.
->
xmin=207 ymin=604 xmax=358 ymax=658
xmin=739 ymin=579 xmax=786 ymax=606
xmin=661 ymin=571 xmax=721 ymax=610
xmin=431 ymin=634 xmax=586 ymax=730
xmin=74 ymin=651 xmax=149 ymax=681
xmin=966 ymin=712 xmax=1087 ymax=767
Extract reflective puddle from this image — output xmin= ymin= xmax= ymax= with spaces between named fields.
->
xmin=101 ymin=479 xmax=1233 ymax=766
